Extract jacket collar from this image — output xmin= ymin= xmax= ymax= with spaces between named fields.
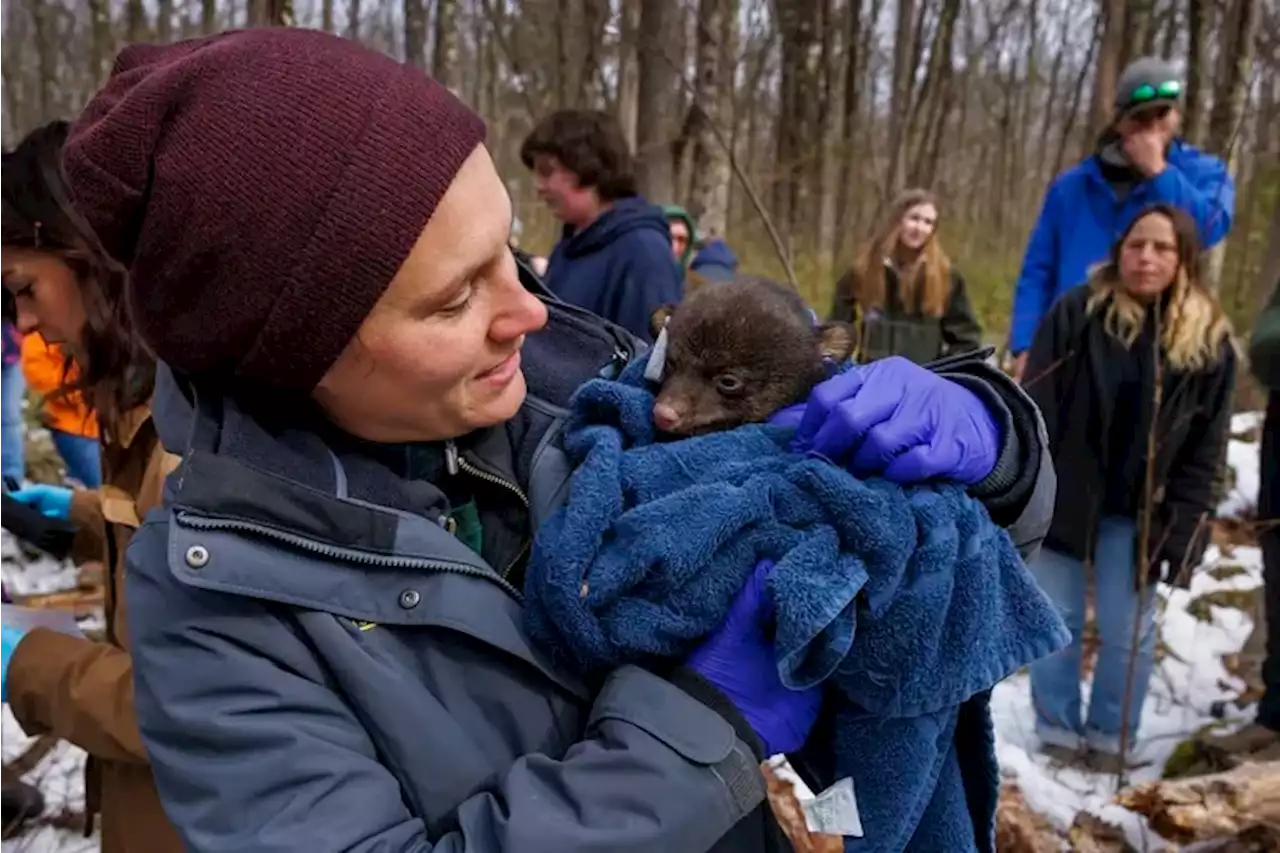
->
xmin=108 ymin=404 xmax=153 ymax=450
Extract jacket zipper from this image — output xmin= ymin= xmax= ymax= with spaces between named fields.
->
xmin=174 ymin=510 xmax=524 ymax=602
xmin=445 ymin=441 xmax=530 ymax=579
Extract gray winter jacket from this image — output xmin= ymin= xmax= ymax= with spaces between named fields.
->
xmin=125 ymin=279 xmax=1054 ymax=853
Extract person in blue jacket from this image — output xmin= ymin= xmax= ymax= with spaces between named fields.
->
xmin=1008 ymin=56 xmax=1234 ymax=377
xmin=521 ymin=110 xmax=682 ymax=342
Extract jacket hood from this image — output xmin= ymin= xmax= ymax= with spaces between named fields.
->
xmin=689 ymin=239 xmax=739 ymax=281
xmin=661 ymin=204 xmax=698 ymax=266
xmin=560 ymin=197 xmax=673 ymax=260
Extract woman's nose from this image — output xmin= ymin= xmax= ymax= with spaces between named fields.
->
xmin=490 ymin=278 xmax=548 ymax=342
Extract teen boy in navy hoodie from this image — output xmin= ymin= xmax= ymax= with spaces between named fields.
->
xmin=521 ymin=110 xmax=682 ymax=342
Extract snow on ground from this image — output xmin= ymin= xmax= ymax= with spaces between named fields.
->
xmin=2 ymin=532 xmax=99 ymax=852
xmin=991 ymin=410 xmax=1267 ymax=849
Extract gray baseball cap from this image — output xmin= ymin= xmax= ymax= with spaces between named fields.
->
xmin=1114 ymin=57 xmax=1183 ymax=117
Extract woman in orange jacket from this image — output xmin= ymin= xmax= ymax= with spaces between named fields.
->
xmin=20 ymin=331 xmax=101 ymax=487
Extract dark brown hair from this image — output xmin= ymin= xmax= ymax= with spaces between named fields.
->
xmin=848 ymin=188 xmax=951 ymax=318
xmin=1 ymin=120 xmax=154 ymax=430
xmin=520 ymin=110 xmax=638 ymax=201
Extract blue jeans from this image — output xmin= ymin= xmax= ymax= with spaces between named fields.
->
xmin=1028 ymin=516 xmax=1157 ymax=754
xmin=50 ymin=429 xmax=102 ymax=488
xmin=1 ymin=362 xmax=24 ymax=484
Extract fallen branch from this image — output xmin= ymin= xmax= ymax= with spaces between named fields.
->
xmin=2 ymin=735 xmax=59 ymax=778
xmin=13 ymin=587 xmax=103 ymax=617
xmin=1067 ymin=812 xmax=1135 ymax=852
xmin=1116 ymin=760 xmax=1280 ymax=844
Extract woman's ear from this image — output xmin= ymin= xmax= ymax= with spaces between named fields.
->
xmin=816 ymin=321 xmax=857 ymax=363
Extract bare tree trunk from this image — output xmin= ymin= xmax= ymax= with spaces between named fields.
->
xmin=907 ymin=0 xmax=960 ymax=187
xmin=1184 ymin=0 xmax=1210 ymax=147
xmin=1258 ymin=197 xmax=1280 ymax=309
xmin=687 ymin=0 xmax=736 ymax=239
xmin=404 ymin=1 xmax=428 ymax=69
xmin=555 ymin=0 xmax=574 ymax=107
xmin=433 ymin=0 xmax=460 ymax=93
xmin=156 ymin=0 xmax=174 ymax=41
xmin=125 ymin=0 xmax=148 ymax=43
xmin=1206 ymin=0 xmax=1259 ymax=158
xmin=1087 ymin=0 xmax=1126 ymax=143
xmin=834 ymin=0 xmax=865 ymax=261
xmin=1122 ymin=0 xmax=1155 ymax=68
xmin=1159 ymin=0 xmax=1180 ymax=58
xmin=1204 ymin=0 xmax=1259 ymax=292
xmin=579 ymin=0 xmax=609 ymax=108
xmin=200 ymin=0 xmax=217 ymax=34
xmin=347 ymin=0 xmax=362 ymax=40
xmin=616 ymin=0 xmax=643 ymax=150
xmin=1036 ymin=8 xmax=1068 ymax=187
xmin=29 ymin=0 xmax=56 ymax=123
xmin=885 ymin=0 xmax=918 ymax=196
xmin=322 ymin=0 xmax=334 ymax=32
xmin=635 ymin=0 xmax=680 ymax=203
xmin=772 ymin=0 xmax=819 ymax=251
xmin=812 ymin=0 xmax=838 ymax=267
xmin=247 ymin=0 xmax=294 ymax=26
xmin=87 ymin=0 xmax=114 ymax=83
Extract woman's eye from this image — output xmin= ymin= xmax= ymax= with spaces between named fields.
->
xmin=714 ymin=374 xmax=744 ymax=395
xmin=440 ymin=287 xmax=475 ymax=315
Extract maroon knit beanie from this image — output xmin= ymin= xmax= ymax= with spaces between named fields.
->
xmin=64 ymin=28 xmax=486 ymax=391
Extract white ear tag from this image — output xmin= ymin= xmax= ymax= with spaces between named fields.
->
xmin=644 ymin=325 xmax=669 ymax=383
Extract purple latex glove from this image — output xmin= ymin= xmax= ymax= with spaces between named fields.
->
xmin=771 ymin=356 xmax=1000 ymax=485
xmin=687 ymin=560 xmax=821 ymax=755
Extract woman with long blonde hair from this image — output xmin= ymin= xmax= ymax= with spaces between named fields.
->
xmin=1022 ymin=203 xmax=1236 ymax=771
xmin=830 ymin=188 xmax=982 ymax=363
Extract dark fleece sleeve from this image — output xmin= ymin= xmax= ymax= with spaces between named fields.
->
xmin=928 ymin=348 xmax=1056 ymax=561
xmin=664 ymin=667 xmax=793 ymax=853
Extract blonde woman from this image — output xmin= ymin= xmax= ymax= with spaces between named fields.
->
xmin=830 ymin=188 xmax=982 ymax=363
xmin=1022 ymin=203 xmax=1236 ymax=770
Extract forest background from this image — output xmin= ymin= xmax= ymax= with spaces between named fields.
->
xmin=2 ymin=0 xmax=1277 ymax=394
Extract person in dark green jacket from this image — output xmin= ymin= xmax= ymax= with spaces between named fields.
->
xmin=1208 ymin=278 xmax=1280 ymax=756
xmin=830 ymin=188 xmax=983 ymax=364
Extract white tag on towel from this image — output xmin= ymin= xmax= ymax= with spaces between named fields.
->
xmin=643 ymin=325 xmax=669 ymax=383
xmin=801 ymin=776 xmax=864 ymax=837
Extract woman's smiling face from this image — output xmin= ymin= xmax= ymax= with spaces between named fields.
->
xmin=314 ymin=145 xmax=549 ymax=444
xmin=897 ymin=203 xmax=938 ymax=252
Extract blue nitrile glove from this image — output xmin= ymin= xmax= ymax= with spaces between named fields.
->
xmin=771 ymin=356 xmax=1000 ymax=484
xmin=2 ymin=624 xmax=26 ymax=702
xmin=9 ymin=484 xmax=74 ymax=520
xmin=687 ymin=560 xmax=821 ymax=755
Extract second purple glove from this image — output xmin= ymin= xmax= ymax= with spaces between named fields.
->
xmin=771 ymin=356 xmax=1000 ymax=485
xmin=687 ymin=560 xmax=821 ymax=755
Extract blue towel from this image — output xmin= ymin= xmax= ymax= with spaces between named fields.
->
xmin=524 ymin=354 xmax=1069 ymax=853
